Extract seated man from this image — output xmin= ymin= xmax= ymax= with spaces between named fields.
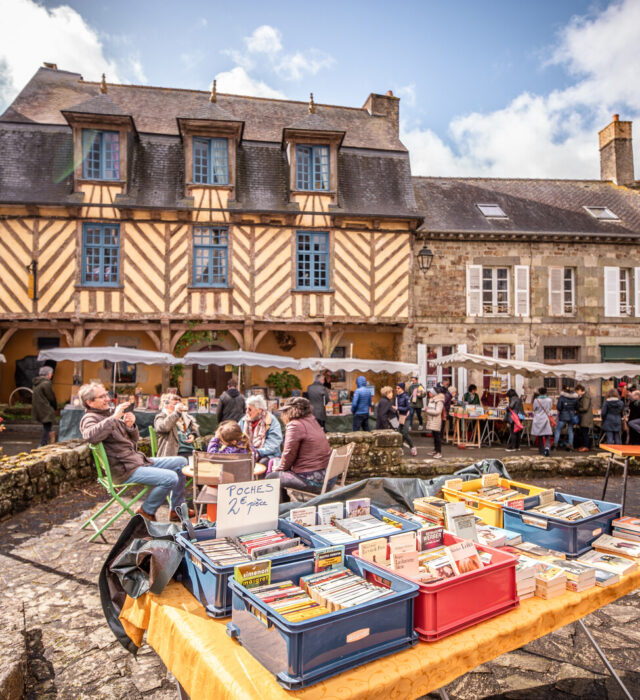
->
xmin=79 ymin=382 xmax=194 ymax=522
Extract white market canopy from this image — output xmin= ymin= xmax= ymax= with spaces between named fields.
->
xmin=434 ymin=352 xmax=640 ymax=381
xmin=37 ymin=347 xmax=177 ymax=365
xmin=303 ymin=357 xmax=420 ymax=375
xmin=181 ymin=350 xmax=301 ymax=370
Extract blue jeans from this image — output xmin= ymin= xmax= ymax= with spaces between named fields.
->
xmin=605 ymin=430 xmax=621 ymax=444
xmin=554 ymin=420 xmax=574 ymax=447
xmin=352 ymin=414 xmax=370 ymax=431
xmin=124 ymin=456 xmax=188 ymax=514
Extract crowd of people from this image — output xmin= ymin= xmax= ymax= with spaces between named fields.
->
xmin=75 ymin=371 xmax=640 ymax=522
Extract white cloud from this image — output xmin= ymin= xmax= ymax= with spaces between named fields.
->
xmin=0 ymin=0 xmax=147 ymax=110
xmin=245 ymin=25 xmax=282 ymax=55
xmin=275 ymin=49 xmax=335 ymax=81
xmin=396 ymin=84 xmax=416 ymax=108
xmin=404 ymin=0 xmax=640 ymax=178
xmin=214 ymin=66 xmax=285 ymax=99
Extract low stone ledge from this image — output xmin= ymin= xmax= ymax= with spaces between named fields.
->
xmin=0 ymin=603 xmax=26 ymax=700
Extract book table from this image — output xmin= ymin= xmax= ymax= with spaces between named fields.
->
xmin=119 ymin=568 xmax=640 ymax=700
xmin=600 ymin=443 xmax=640 ymax=515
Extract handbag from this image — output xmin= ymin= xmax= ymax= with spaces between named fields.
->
xmin=536 ymin=399 xmax=556 ymax=428
xmin=389 ymin=416 xmax=400 ymax=430
xmin=510 ymin=409 xmax=523 ymax=433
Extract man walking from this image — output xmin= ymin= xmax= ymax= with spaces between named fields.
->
xmin=306 ymin=373 xmax=330 ymax=430
xmin=32 ymin=366 xmax=57 ymax=446
xmin=351 ymin=376 xmax=372 ymax=431
xmin=216 ymin=378 xmax=246 ymax=423
xmin=408 ymin=375 xmax=426 ymax=430
xmin=79 ymin=382 xmax=193 ymax=522
xmin=576 ymin=384 xmax=593 ymax=452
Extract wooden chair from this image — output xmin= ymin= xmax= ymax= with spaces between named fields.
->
xmin=148 ymin=425 xmax=158 ymax=457
xmin=286 ymin=442 xmax=355 ymax=503
xmin=81 ymin=443 xmax=150 ymax=542
xmin=187 ymin=451 xmax=255 ymax=520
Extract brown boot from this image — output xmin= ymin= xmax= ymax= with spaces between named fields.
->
xmin=169 ymin=507 xmax=196 ymax=522
xmin=135 ymin=505 xmax=156 ymax=521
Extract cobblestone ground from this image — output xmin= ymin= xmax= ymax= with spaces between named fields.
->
xmin=0 ymin=476 xmax=638 ymax=699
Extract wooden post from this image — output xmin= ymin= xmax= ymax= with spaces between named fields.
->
xmin=161 ymin=322 xmax=171 ymax=391
xmin=241 ymin=323 xmax=253 ymax=390
xmin=72 ymin=324 xmax=84 ymax=385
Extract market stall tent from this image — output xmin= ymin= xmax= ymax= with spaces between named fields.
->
xmin=302 ymin=357 xmax=420 ymax=375
xmin=555 ymin=363 xmax=640 ymax=381
xmin=37 ymin=347 xmax=178 ymax=365
xmin=433 ymin=352 xmax=564 ymax=378
xmin=181 ymin=350 xmax=301 ymax=370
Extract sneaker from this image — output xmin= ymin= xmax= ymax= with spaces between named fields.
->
xmin=418 ymin=425 xmax=425 ymax=431
xmin=410 ymin=447 xmax=418 ymax=456
xmin=505 ymin=448 xmax=516 ymax=452
xmin=432 ymin=453 xmax=442 ymax=459
xmin=577 ymin=447 xmax=590 ymax=453
xmin=544 ymin=448 xmax=550 ymax=457
xmin=135 ymin=505 xmax=156 ymax=522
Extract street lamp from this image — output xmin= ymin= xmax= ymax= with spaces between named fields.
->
xmin=417 ymin=244 xmax=434 ymax=276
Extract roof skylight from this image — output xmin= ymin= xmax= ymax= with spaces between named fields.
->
xmin=477 ymin=204 xmax=507 ymax=218
xmin=584 ymin=206 xmax=620 ymax=220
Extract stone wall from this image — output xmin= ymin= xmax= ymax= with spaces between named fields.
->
xmin=328 ymin=430 xmax=404 ymax=475
xmin=0 ymin=441 xmax=94 ymax=519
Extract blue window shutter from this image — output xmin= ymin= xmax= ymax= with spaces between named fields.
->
xmin=193 ymin=137 xmax=210 ymax=184
xmin=296 ymin=146 xmax=311 ymax=190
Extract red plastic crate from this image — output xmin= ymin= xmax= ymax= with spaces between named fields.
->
xmin=355 ymin=533 xmax=519 ymax=641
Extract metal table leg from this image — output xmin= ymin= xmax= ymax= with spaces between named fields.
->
xmin=175 ymin=678 xmax=189 ymax=699
xmin=438 ymin=687 xmax=450 ymax=700
xmin=577 ymin=619 xmax=634 ymax=700
xmin=601 ymin=454 xmax=613 ymax=500
xmin=621 ymin=456 xmax=629 ymax=515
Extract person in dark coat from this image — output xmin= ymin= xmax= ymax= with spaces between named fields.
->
xmin=628 ymin=390 xmax=640 ymax=445
xmin=216 ymin=378 xmax=246 ymax=423
xmin=601 ymin=388 xmax=625 ymax=444
xmin=31 ymin=366 xmax=57 ymax=446
xmin=375 ymin=386 xmax=396 ymax=429
xmin=306 ymin=373 xmax=330 ymax=430
xmin=395 ymin=382 xmax=417 ymax=456
xmin=505 ymin=388 xmax=524 ymax=452
xmin=576 ymin=384 xmax=593 ymax=452
xmin=351 ymin=375 xmax=372 ymax=431
xmin=553 ymin=386 xmax=579 ymax=450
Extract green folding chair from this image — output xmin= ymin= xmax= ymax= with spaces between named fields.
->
xmin=148 ymin=425 xmax=158 ymax=457
xmin=81 ymin=443 xmax=150 ymax=542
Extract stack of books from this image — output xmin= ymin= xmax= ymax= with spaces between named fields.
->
xmin=476 ymin=524 xmax=522 ymax=548
xmin=251 ymin=580 xmax=331 ymax=622
xmin=413 ymin=496 xmax=449 ymax=525
xmin=332 ymin=514 xmax=400 ymax=540
xmin=414 ymin=540 xmax=485 ymax=583
xmin=592 ymin=534 xmax=640 ymax=560
xmin=385 ymin=505 xmax=434 ymax=527
xmin=513 ymin=555 xmax=538 ymax=600
xmin=612 ymin=516 xmax=640 ymax=542
xmin=528 ymin=498 xmax=600 ymax=522
xmin=300 ymin=566 xmax=392 ymax=610
xmin=304 ymin=524 xmax=354 ymax=544
xmin=506 ymin=542 xmax=566 ymax=561
xmin=194 ymin=530 xmax=309 ymax=564
xmin=548 ymin=559 xmax=597 ymax=592
xmin=577 ymin=550 xmax=638 ymax=577
xmin=533 ymin=563 xmax=567 ymax=599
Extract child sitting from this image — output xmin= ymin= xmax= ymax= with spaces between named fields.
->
xmin=207 ymin=421 xmax=260 ymax=473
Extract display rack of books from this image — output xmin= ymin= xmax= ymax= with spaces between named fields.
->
xmin=287 ymin=499 xmax=420 ymax=555
xmin=441 ymin=474 xmax=550 ymax=527
xmin=353 ymin=529 xmax=518 ymax=641
xmin=176 ymin=521 xmax=316 ymax=617
xmin=502 ymin=492 xmax=621 ymax=557
xmin=226 ymin=554 xmax=419 ymax=690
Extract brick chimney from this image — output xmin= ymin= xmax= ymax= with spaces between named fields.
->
xmin=363 ymin=91 xmax=399 ymax=133
xmin=599 ymin=114 xmax=634 ymax=186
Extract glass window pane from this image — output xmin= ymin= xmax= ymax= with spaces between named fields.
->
xmin=211 ymin=138 xmax=228 ymax=184
xmin=296 ymin=146 xmax=311 ymax=190
xmin=83 ymin=223 xmax=120 ymax=285
xmin=102 ymin=131 xmax=120 ymax=179
xmin=193 ymin=138 xmax=210 ymax=184
xmin=82 ymin=130 xmax=101 ymax=179
xmin=313 ymin=146 xmax=329 ymax=190
xmin=296 ymin=232 xmax=328 ymax=289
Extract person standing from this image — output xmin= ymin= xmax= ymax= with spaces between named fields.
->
xmin=79 ymin=382 xmax=192 ymax=522
xmin=575 ymin=385 xmax=593 ymax=452
xmin=601 ymin=388 xmax=625 ymax=444
xmin=32 ymin=366 xmax=57 ymax=446
xmin=216 ymin=378 xmax=246 ymax=423
xmin=505 ymin=388 xmax=524 ymax=452
xmin=408 ymin=375 xmax=426 ymax=430
xmin=375 ymin=386 xmax=397 ymax=429
xmin=553 ymin=385 xmax=579 ymax=450
xmin=425 ymin=388 xmax=445 ymax=459
xmin=306 ymin=373 xmax=330 ymax=430
xmin=436 ymin=378 xmax=452 ymax=442
xmin=627 ymin=389 xmax=640 ymax=445
xmin=351 ymin=376 xmax=372 ymax=432
xmin=531 ymin=388 xmax=553 ymax=456
xmin=395 ymin=382 xmax=417 ymax=456
xmin=154 ymin=393 xmax=199 ymax=459
xmin=463 ymin=384 xmax=481 ymax=405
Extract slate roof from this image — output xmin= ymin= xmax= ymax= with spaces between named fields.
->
xmin=413 ymin=177 xmax=640 ymax=236
xmin=62 ymin=93 xmax=130 ymax=118
xmin=177 ymin=99 xmax=243 ymax=124
xmin=1 ymin=67 xmax=406 ymax=151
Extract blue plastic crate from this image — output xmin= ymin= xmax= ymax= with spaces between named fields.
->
xmin=289 ymin=504 xmax=421 ymax=555
xmin=226 ymin=554 xmax=419 ymax=689
xmin=502 ymin=492 xmax=621 ymax=558
xmin=175 ymin=519 xmax=316 ymax=618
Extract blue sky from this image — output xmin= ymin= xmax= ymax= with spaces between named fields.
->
xmin=1 ymin=0 xmax=639 ymax=178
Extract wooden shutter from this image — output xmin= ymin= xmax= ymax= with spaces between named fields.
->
xmin=466 ymin=265 xmax=482 ymax=317
xmin=515 ymin=344 xmax=524 ymax=395
xmin=603 ymin=266 xmax=620 ymax=317
xmin=635 ymin=268 xmax=640 ymax=317
xmin=514 ymin=265 xmax=530 ymax=317
xmin=457 ymin=343 xmax=467 ymax=393
xmin=548 ymin=267 xmax=564 ymax=316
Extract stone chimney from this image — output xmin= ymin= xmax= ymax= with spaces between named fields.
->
xmin=363 ymin=91 xmax=399 ymax=133
xmin=599 ymin=114 xmax=634 ymax=185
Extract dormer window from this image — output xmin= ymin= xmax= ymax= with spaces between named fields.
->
xmin=82 ymin=129 xmax=120 ymax=180
xmin=193 ymin=137 xmax=229 ymax=185
xmin=296 ymin=144 xmax=329 ymax=191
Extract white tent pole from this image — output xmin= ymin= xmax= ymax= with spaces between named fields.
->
xmin=113 ymin=342 xmax=118 ymax=396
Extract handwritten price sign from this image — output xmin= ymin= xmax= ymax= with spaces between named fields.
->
xmin=216 ymin=480 xmax=280 ymax=538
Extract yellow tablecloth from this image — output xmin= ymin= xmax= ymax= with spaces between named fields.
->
xmin=120 ymin=571 xmax=640 ymax=700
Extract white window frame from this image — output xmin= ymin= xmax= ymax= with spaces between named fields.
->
xmin=563 ymin=268 xmax=576 ymax=315
xmin=482 ymin=344 xmax=512 ymax=391
xmin=620 ymin=268 xmax=632 ymax=315
xmin=482 ymin=267 xmax=510 ymax=316
xmin=426 ymin=345 xmax=455 ymax=387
